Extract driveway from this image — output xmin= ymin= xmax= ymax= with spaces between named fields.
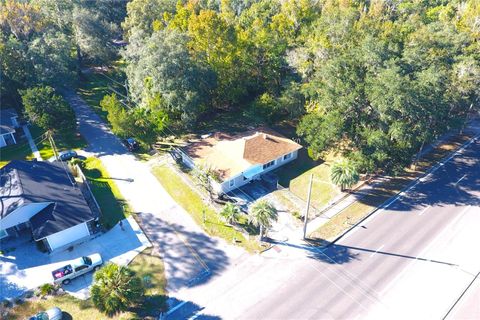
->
xmin=0 ymin=217 xmax=149 ymax=300
xmin=62 ymin=90 xmax=247 ymax=300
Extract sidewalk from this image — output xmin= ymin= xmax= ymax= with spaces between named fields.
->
xmin=22 ymin=125 xmax=42 ymax=160
xmin=62 ymin=89 xmax=248 ymax=303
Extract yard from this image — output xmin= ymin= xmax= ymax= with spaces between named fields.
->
xmin=82 ymin=157 xmax=130 ymax=229
xmin=6 ymin=248 xmax=167 ymax=320
xmin=276 ymin=149 xmax=341 ymax=210
xmin=77 ymin=63 xmax=127 ymax=122
xmin=0 ymin=126 xmax=44 ymax=167
xmin=151 ymin=164 xmax=262 ymax=252
xmin=0 ymin=126 xmax=88 ymax=168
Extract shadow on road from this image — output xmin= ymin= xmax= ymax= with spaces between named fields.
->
xmin=137 ymin=212 xmax=230 ymax=292
xmin=166 ymin=297 xmax=221 ymax=320
xmin=355 ymin=139 xmax=480 ymax=213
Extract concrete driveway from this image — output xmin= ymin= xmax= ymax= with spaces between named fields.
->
xmin=0 ymin=217 xmax=150 ymax=300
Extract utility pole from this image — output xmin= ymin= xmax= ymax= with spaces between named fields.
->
xmin=303 ymin=174 xmax=313 ymax=239
xmin=48 ymin=131 xmax=59 ymax=160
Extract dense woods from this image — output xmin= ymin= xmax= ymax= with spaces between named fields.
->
xmin=1 ymin=0 xmax=479 ymax=173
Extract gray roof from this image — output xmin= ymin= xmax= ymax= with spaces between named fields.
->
xmin=0 ymin=160 xmax=95 ymax=240
xmin=0 ymin=108 xmax=18 ymax=135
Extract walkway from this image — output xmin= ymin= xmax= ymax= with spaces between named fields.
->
xmin=61 ymin=90 xmax=248 ymax=303
xmin=22 ymin=125 xmax=41 ymax=160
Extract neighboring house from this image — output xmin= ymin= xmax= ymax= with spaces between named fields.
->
xmin=179 ymin=127 xmax=302 ymax=194
xmin=0 ymin=160 xmax=98 ymax=252
xmin=0 ymin=108 xmax=20 ymax=148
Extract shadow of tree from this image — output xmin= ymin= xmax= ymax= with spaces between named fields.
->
xmin=137 ymin=212 xmax=230 ymax=292
xmin=165 ymin=297 xmax=221 ymax=320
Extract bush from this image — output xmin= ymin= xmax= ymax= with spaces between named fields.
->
xmin=38 ymin=283 xmax=56 ymax=297
xmin=20 ymin=86 xmax=76 ymax=134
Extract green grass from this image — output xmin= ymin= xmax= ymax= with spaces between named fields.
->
xmin=151 ymin=165 xmax=262 ymax=252
xmin=7 ymin=248 xmax=166 ymax=319
xmin=128 ymin=247 xmax=168 ymax=317
xmin=6 ymin=294 xmax=137 ymax=320
xmin=0 ymin=126 xmax=46 ymax=167
xmin=82 ymin=157 xmax=129 ymax=229
xmin=310 ymin=132 xmax=476 ymax=242
xmin=277 ymin=149 xmax=341 ymax=210
xmin=77 ymin=64 xmax=127 ymax=122
xmin=0 ymin=126 xmax=88 ymax=168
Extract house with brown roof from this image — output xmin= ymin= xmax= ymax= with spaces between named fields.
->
xmin=179 ymin=127 xmax=302 ymax=194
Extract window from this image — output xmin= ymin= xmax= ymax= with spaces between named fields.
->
xmin=75 ymin=265 xmax=88 ymax=272
xmin=0 ymin=229 xmax=7 ymax=239
xmin=283 ymin=153 xmax=292 ymax=161
xmin=229 ymin=179 xmax=235 ymax=188
xmin=262 ymin=160 xmax=276 ymax=170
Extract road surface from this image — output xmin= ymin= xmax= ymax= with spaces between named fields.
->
xmin=180 ymin=136 xmax=480 ymax=319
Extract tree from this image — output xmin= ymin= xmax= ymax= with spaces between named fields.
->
xmin=21 ymin=86 xmax=75 ymax=134
xmin=91 ymin=263 xmax=144 ymax=316
xmin=123 ymin=28 xmax=216 ymax=127
xmin=220 ymin=202 xmax=241 ymax=225
xmin=249 ymin=200 xmax=278 ymax=239
xmin=330 ymin=159 xmax=359 ymax=192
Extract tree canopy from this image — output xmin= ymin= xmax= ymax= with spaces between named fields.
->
xmin=1 ymin=0 xmax=479 ymax=173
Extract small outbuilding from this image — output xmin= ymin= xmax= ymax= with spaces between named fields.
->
xmin=0 ymin=108 xmax=20 ymax=148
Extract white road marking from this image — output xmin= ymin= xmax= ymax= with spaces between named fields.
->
xmin=419 ymin=206 xmax=430 ymax=216
xmin=370 ymin=245 xmax=385 ymax=257
xmin=167 ymin=300 xmax=188 ymax=315
xmin=455 ymin=174 xmax=467 ymax=185
xmin=380 ymin=205 xmax=472 ymax=295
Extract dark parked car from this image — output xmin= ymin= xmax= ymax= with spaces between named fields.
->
xmin=48 ymin=150 xmax=80 ymax=162
xmin=124 ymin=138 xmax=139 ymax=151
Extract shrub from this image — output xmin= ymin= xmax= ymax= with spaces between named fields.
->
xmin=38 ymin=283 xmax=56 ymax=296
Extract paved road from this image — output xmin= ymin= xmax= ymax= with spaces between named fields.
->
xmin=184 ymin=135 xmax=480 ymax=319
xmin=62 ymin=90 xmax=247 ymax=298
xmin=66 ymin=88 xmax=480 ymax=319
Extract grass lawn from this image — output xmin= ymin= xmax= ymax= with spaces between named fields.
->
xmin=276 ymin=149 xmax=341 ymax=210
xmin=77 ymin=64 xmax=127 ymax=122
xmin=128 ymin=247 xmax=168 ymax=316
xmin=151 ymin=164 xmax=262 ymax=252
xmin=310 ymin=132 xmax=476 ymax=242
xmin=82 ymin=157 xmax=130 ymax=229
xmin=34 ymin=127 xmax=88 ymax=161
xmin=7 ymin=248 xmax=166 ymax=320
xmin=0 ymin=125 xmax=45 ymax=168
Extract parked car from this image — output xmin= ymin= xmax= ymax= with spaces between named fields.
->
xmin=48 ymin=150 xmax=79 ymax=162
xmin=29 ymin=307 xmax=63 ymax=320
xmin=52 ymin=253 xmax=103 ymax=285
xmin=124 ymin=137 xmax=139 ymax=151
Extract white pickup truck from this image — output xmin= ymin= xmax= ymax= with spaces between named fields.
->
xmin=52 ymin=253 xmax=103 ymax=285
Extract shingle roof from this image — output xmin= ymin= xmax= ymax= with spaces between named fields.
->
xmin=183 ymin=127 xmax=302 ymax=180
xmin=0 ymin=160 xmax=95 ymax=239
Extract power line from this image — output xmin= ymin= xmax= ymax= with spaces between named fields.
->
xmin=47 ymin=132 xmax=76 ymax=188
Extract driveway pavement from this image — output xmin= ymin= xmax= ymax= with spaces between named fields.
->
xmin=0 ymin=217 xmax=149 ymax=300
xmin=62 ymin=90 xmax=248 ymax=301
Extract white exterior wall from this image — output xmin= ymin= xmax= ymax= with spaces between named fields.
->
xmin=45 ymin=222 xmax=90 ymax=251
xmin=0 ymin=202 xmax=52 ymax=230
xmin=219 ymin=150 xmax=299 ymax=193
xmin=0 ymin=134 xmax=6 ymax=148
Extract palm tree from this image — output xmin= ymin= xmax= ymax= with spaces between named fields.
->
xmin=91 ymin=263 xmax=144 ymax=316
xmin=249 ymin=200 xmax=278 ymax=239
xmin=330 ymin=159 xmax=360 ymax=191
xmin=220 ymin=202 xmax=241 ymax=225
